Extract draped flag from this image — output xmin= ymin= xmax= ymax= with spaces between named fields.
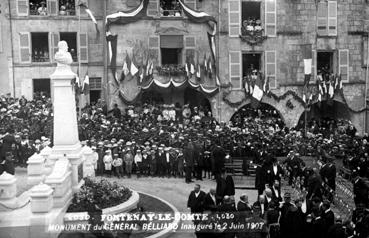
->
xmin=178 ymin=0 xmax=217 ymax=24
xmin=106 ymin=34 xmax=118 ymax=84
xmin=196 ymin=55 xmax=201 ymax=79
xmin=208 ymin=58 xmax=213 ymax=77
xmin=105 ymin=0 xmax=150 ymax=31
xmin=82 ymin=73 xmax=90 ymax=95
xmin=302 ymin=44 xmax=312 ymax=104
xmin=204 ymin=54 xmax=208 ymax=74
xmin=131 ymin=53 xmax=139 ymax=76
xmin=244 ymin=75 xmax=250 ymax=94
xmin=251 ymin=76 xmax=264 ymax=108
xmin=121 ymin=52 xmax=130 ymax=81
xmin=146 ymin=58 xmax=153 ymax=77
xmin=79 ymin=2 xmax=99 ymax=35
xmin=263 ymin=76 xmax=270 ymax=94
xmin=190 ymin=58 xmax=196 ymax=75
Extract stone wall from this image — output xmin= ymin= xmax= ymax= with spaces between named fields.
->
xmin=217 ymin=0 xmax=368 ymax=134
xmin=0 ymin=0 xmax=12 ymax=96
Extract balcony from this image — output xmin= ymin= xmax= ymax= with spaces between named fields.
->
xmin=240 ymin=19 xmax=267 ymax=46
xmin=156 ymin=65 xmax=186 ymax=77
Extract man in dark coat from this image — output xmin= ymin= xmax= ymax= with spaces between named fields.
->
xmin=321 ymin=200 xmax=335 ymax=235
xmin=203 ymin=188 xmax=217 ymax=212
xmin=184 ymin=142 xmax=194 ymax=183
xmin=279 ymin=192 xmax=294 ymax=238
xmin=187 ymin=184 xmax=206 ymax=214
xmin=352 ymin=174 xmax=369 ymax=207
xmin=216 ymin=171 xmax=227 ymax=204
xmin=212 ymin=141 xmax=225 ymax=180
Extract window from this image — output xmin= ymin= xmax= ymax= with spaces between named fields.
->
xmin=59 ymin=0 xmax=75 ymax=15
xmin=149 ymin=36 xmax=160 ymax=66
xmin=241 ymin=2 xmax=263 ymax=36
xmin=33 ymin=78 xmax=51 ymax=97
xmin=160 ymin=0 xmax=182 ymax=17
xmin=29 ymin=0 xmax=48 ymax=15
xmin=31 ymin=33 xmax=49 ymax=62
xmin=242 ymin=53 xmax=261 ymax=76
xmin=161 ymin=49 xmax=182 ymax=65
xmin=89 ymin=77 xmax=102 ymax=105
xmin=317 ymin=1 xmax=337 ymax=36
xmin=317 ymin=51 xmax=334 ymax=81
xmin=160 ymin=35 xmax=183 ymax=66
xmin=60 ymin=32 xmax=77 ymax=62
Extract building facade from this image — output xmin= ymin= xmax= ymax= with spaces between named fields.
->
xmin=1 ymin=0 xmax=369 ymax=134
xmin=1 ymin=0 xmax=106 ymax=104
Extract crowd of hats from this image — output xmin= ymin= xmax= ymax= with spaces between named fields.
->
xmin=0 ymin=92 xmax=53 ymax=142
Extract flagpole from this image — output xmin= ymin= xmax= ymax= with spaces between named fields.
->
xmin=217 ymin=0 xmax=221 ymax=123
xmin=78 ymin=2 xmax=82 ymax=118
xmin=365 ymin=34 xmax=369 ymax=133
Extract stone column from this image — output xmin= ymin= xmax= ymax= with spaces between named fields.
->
xmin=27 ymin=153 xmax=46 ymax=187
xmin=40 ymin=146 xmax=53 ymax=175
xmin=0 ymin=172 xmax=17 ymax=208
xmin=82 ymin=147 xmax=95 ymax=177
xmin=50 ymin=59 xmax=81 ymax=154
xmin=30 ymin=183 xmax=53 ymax=213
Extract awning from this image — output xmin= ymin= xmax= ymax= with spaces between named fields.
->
xmin=160 ymin=35 xmax=184 ymax=48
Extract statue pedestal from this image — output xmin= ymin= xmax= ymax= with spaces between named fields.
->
xmin=50 ymin=62 xmax=83 ymax=193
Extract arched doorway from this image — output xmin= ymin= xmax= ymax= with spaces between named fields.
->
xmin=297 ymin=100 xmax=352 ymax=130
xmin=231 ymin=103 xmax=285 ymax=128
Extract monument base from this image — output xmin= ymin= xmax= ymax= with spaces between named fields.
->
xmin=52 ymin=143 xmax=82 ymax=156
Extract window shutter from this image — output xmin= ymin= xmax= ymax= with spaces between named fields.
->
xmin=228 ymin=0 xmax=241 ymax=37
xmin=265 ymin=0 xmax=276 ymax=37
xmin=79 ymin=33 xmax=88 ymax=63
xmin=311 ymin=50 xmax=316 ymax=82
xmin=0 ymin=22 xmax=3 ymax=53
xmin=184 ymin=36 xmax=196 ymax=63
xmin=47 ymin=0 xmax=58 ymax=16
xmin=50 ymin=32 xmax=60 ymax=62
xmin=317 ymin=1 xmax=328 ymax=35
xmin=229 ymin=51 xmax=242 ymax=89
xmin=19 ymin=32 xmax=31 ymax=63
xmin=17 ymin=0 xmax=29 ymax=16
xmin=339 ymin=49 xmax=349 ymax=82
xmin=147 ymin=0 xmax=158 ymax=17
xmin=148 ymin=36 xmax=160 ymax=66
xmin=185 ymin=0 xmax=196 ymax=10
xmin=328 ymin=1 xmax=337 ymax=36
xmin=265 ymin=51 xmax=277 ymax=88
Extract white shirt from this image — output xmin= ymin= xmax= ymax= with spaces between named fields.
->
xmin=210 ymin=194 xmax=216 ymax=204
xmin=273 ymin=165 xmax=278 ymax=175
xmin=134 ymin=154 xmax=142 ymax=163
xmin=166 ymin=153 xmax=170 ymax=163
xmin=195 ymin=191 xmax=200 ymax=198
xmin=301 ymin=200 xmax=307 ymax=213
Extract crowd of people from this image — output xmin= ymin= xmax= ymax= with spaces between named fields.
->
xmin=1 ymin=93 xmax=369 ymax=237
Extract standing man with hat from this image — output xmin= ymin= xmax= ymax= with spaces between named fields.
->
xmin=124 ymin=145 xmax=134 ymax=178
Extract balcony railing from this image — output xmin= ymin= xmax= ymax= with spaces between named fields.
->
xmin=156 ymin=65 xmax=186 ymax=76
xmin=32 ymin=50 xmax=50 ymax=62
xmin=160 ymin=9 xmax=182 ymax=17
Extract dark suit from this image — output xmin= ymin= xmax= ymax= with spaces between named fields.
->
xmin=184 ymin=145 xmax=194 ymax=183
xmin=268 ymin=164 xmax=284 ymax=185
xmin=187 ymin=190 xmax=206 ymax=213
xmin=216 ymin=177 xmax=227 ymax=204
xmin=322 ymin=209 xmax=335 ymax=235
xmin=203 ymin=193 xmax=217 ymax=212
xmin=212 ymin=146 xmax=225 ymax=178
xmin=271 ymin=186 xmax=283 ymax=202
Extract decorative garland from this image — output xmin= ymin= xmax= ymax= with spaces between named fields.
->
xmin=222 ymin=86 xmax=369 ymax=114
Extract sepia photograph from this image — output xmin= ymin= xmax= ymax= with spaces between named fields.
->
xmin=0 ymin=0 xmax=368 ymax=237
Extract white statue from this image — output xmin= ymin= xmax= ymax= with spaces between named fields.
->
xmin=54 ymin=41 xmax=73 ymax=67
